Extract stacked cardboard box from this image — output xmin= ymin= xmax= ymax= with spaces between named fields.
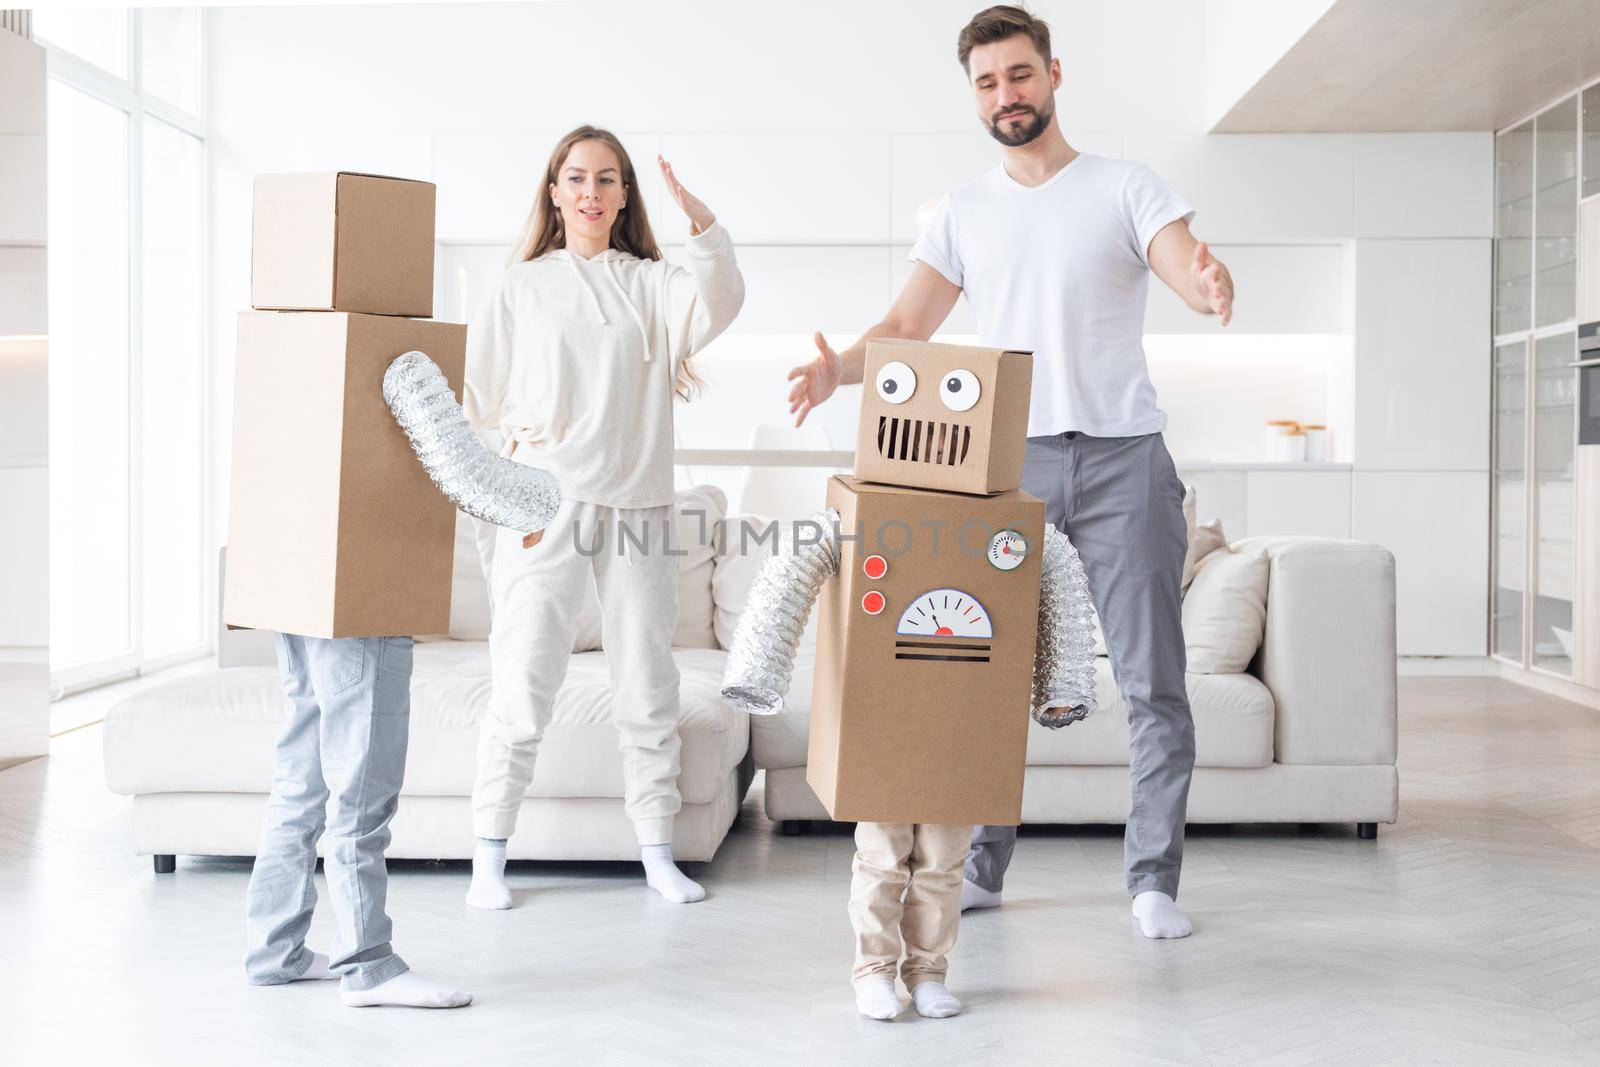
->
xmin=224 ymin=172 xmax=467 ymax=639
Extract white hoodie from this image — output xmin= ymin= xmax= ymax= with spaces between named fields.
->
xmin=464 ymin=222 xmax=744 ymax=509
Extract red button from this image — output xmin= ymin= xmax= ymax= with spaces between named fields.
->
xmin=861 ymin=591 xmax=885 ymax=615
xmin=862 ymin=554 xmax=887 ymax=580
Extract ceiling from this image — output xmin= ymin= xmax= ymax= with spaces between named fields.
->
xmin=1212 ymin=0 xmax=1600 ymax=132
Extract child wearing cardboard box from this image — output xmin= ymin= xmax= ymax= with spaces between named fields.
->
xmin=462 ymin=127 xmax=744 ymax=908
xmin=721 ymin=340 xmax=1101 ymax=1020
xmin=232 ymin=172 xmax=492 ymax=1007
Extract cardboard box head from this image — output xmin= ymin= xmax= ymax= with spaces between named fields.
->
xmin=224 ymin=311 xmax=466 ymax=638
xmin=853 ymin=338 xmax=1033 ymax=496
xmin=807 ymin=475 xmax=1045 ymax=825
xmin=251 ymin=172 xmax=436 ymax=317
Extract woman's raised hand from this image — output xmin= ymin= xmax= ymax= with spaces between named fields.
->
xmin=658 ymin=155 xmax=715 ymax=236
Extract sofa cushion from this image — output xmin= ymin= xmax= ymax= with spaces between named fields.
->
xmin=1182 ymin=543 xmax=1270 ymax=674
xmin=103 ymin=641 xmax=746 ymax=804
xmin=1027 ymin=666 xmax=1274 ymax=767
xmin=1177 ymin=481 xmax=1200 ymax=589
xmin=746 ymin=647 xmax=818 ymax=771
xmin=750 ymin=656 xmax=1274 ymax=771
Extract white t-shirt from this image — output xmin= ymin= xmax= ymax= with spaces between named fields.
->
xmin=910 ymin=152 xmax=1194 ymax=438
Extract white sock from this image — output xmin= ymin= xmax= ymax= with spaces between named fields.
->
xmin=465 ymin=840 xmax=512 ymax=910
xmin=960 ymin=879 xmax=1002 ymax=911
xmin=340 ymin=970 xmax=472 ymax=1009
xmin=854 ymin=977 xmax=901 ymax=1021
xmin=911 ymin=981 xmax=962 ymax=1019
xmin=641 ymin=843 xmax=705 ymax=903
xmin=1131 ymin=890 xmax=1193 ymax=939
xmin=295 ymin=951 xmax=337 ymax=981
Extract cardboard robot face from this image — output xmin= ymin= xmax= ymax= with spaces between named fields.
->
xmin=852 ymin=338 xmax=1033 ymax=496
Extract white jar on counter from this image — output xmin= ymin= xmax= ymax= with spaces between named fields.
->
xmin=1303 ymin=424 xmax=1327 ymax=463
xmin=1265 ymin=420 xmax=1299 ymax=460
xmin=1273 ymin=427 xmax=1307 ymax=463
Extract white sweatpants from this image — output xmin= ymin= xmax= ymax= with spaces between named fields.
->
xmin=471 ymin=498 xmax=683 ymax=846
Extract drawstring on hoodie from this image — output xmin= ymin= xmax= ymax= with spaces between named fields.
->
xmin=564 ymin=251 xmax=659 ymax=365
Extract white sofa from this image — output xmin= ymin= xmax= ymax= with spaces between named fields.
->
xmin=103 ymin=487 xmax=1399 ymax=872
xmin=753 ymin=536 xmax=1399 ymax=837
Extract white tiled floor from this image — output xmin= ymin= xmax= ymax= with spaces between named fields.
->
xmin=2 ymin=676 xmax=1598 ymax=1065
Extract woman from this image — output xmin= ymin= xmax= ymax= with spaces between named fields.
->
xmin=463 ymin=126 xmax=744 ymax=907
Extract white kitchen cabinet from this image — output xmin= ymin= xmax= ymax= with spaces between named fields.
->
xmin=705 ymin=245 xmax=888 ymax=335
xmin=1178 ymin=469 xmax=1248 ymax=540
xmin=1145 ymin=243 xmax=1345 ymax=335
xmin=1353 ymin=238 xmax=1492 ymax=471
xmin=1245 ymin=469 xmax=1351 ymax=538
xmin=659 ymin=133 xmax=890 ymax=245
xmin=0 ymin=134 xmax=46 ymax=243
xmin=1354 ymin=133 xmax=1494 ymax=239
xmin=1353 ymin=470 xmax=1489 ymax=657
xmin=1121 ymin=133 xmax=1356 ymax=243
xmin=0 ymin=246 xmax=46 ymax=336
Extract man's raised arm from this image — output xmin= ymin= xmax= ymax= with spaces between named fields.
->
xmin=787 ymin=261 xmax=962 ymax=426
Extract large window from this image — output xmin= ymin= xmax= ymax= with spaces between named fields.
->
xmin=39 ymin=9 xmax=207 ymax=694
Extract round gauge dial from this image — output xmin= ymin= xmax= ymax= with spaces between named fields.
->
xmin=987 ymin=529 xmax=1028 ymax=571
xmin=895 ymin=588 xmax=993 ymax=638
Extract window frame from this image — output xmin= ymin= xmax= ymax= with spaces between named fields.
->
xmin=41 ymin=9 xmax=211 ymax=696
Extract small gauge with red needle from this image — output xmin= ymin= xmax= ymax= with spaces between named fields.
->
xmin=987 ymin=529 xmax=1028 ymax=572
xmin=896 ymin=588 xmax=993 ymax=638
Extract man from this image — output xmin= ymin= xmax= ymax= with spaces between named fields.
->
xmin=786 ymin=4 xmax=1233 ymax=940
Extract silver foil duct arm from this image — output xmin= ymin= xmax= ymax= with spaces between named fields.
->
xmin=1031 ymin=524 xmax=1101 ymax=729
xmin=720 ymin=508 xmax=841 ymax=716
xmin=382 ymin=351 xmax=562 ymax=533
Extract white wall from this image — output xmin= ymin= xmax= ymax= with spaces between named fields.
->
xmin=206 ymin=0 xmax=1492 ymax=658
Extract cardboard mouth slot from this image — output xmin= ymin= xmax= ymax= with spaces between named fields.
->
xmin=877 ymin=416 xmax=970 ymax=466
xmin=895 ymin=640 xmax=992 ymax=652
xmin=893 ymin=652 xmax=991 ymax=663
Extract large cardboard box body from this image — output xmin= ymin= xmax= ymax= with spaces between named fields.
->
xmin=854 ymin=339 xmax=1032 ymax=496
xmin=224 ymin=311 xmax=466 ymax=639
xmin=807 ymin=475 xmax=1046 ymax=825
xmin=252 ymin=172 xmax=436 ymax=317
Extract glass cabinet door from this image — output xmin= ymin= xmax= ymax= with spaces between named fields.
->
xmin=1535 ymin=95 xmax=1578 ymax=328
xmin=1496 ymin=121 xmax=1534 ymax=335
xmin=1582 ymin=83 xmax=1600 ymax=201
xmin=1532 ymin=331 xmax=1577 ymax=674
xmin=1492 ymin=339 xmax=1527 ymax=660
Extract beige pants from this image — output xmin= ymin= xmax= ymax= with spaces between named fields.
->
xmin=472 ymin=498 xmax=683 ymax=846
xmin=849 ymin=822 xmax=970 ymax=989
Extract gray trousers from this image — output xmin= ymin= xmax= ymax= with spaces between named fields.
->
xmin=967 ymin=431 xmax=1196 ymax=899
xmin=244 ymin=633 xmax=413 ymax=992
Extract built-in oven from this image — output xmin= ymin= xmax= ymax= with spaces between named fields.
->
xmin=1580 ymin=321 xmax=1600 ymax=446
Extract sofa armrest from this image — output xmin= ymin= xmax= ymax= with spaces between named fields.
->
xmin=218 ymin=546 xmax=279 ymax=669
xmin=1236 ymin=537 xmax=1397 ymax=766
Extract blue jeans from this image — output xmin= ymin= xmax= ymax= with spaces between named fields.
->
xmin=244 ymin=633 xmax=414 ymax=992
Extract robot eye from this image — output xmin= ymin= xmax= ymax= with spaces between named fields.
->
xmin=939 ymin=369 xmax=980 ymax=412
xmin=875 ymin=361 xmax=916 ymax=405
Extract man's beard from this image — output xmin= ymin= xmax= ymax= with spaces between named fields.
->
xmin=986 ymin=98 xmax=1054 ymax=147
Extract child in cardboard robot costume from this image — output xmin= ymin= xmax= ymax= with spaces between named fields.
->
xmin=722 ymin=338 xmax=1101 ymax=1021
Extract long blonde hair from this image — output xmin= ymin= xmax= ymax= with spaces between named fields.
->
xmin=508 ymin=125 xmax=701 ymax=400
